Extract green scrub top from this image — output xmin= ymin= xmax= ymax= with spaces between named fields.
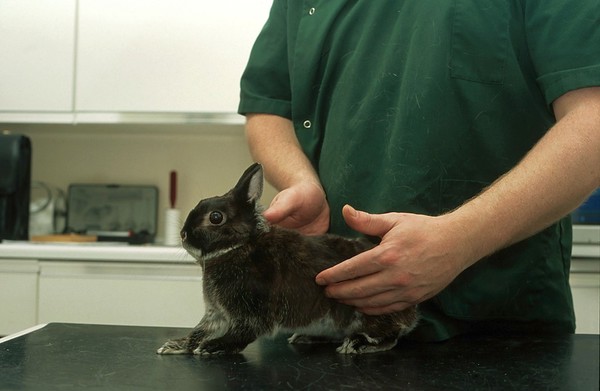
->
xmin=239 ymin=0 xmax=600 ymax=340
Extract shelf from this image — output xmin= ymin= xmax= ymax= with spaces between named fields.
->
xmin=0 ymin=111 xmax=244 ymax=125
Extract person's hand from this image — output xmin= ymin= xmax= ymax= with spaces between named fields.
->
xmin=263 ymin=182 xmax=330 ymax=235
xmin=315 ymin=205 xmax=475 ymax=315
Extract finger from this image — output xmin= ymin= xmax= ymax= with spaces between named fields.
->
xmin=315 ymin=249 xmax=382 ymax=285
xmin=334 ymin=287 xmax=415 ymax=315
xmin=342 ymin=204 xmax=396 ymax=238
xmin=336 ymin=285 xmax=407 ymax=307
xmin=323 ymin=270 xmax=392 ymax=300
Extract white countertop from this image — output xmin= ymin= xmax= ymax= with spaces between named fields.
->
xmin=0 ymin=240 xmax=596 ymax=264
xmin=0 ymin=241 xmax=195 ymax=263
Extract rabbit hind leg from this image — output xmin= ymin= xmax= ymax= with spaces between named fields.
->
xmin=336 ymin=333 xmax=398 ymax=354
xmin=335 ymin=309 xmax=419 ymax=354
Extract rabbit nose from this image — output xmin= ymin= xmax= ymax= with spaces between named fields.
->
xmin=180 ymin=230 xmax=187 ymax=241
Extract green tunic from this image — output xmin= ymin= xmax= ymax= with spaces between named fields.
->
xmin=239 ymin=0 xmax=600 ymax=340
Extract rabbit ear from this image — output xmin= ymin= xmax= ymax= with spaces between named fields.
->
xmin=233 ymin=163 xmax=263 ymax=203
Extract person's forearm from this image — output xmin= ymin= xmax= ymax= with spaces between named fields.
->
xmin=245 ymin=113 xmax=322 ymax=191
xmin=448 ymin=87 xmax=600 ymax=267
xmin=245 ymin=113 xmax=330 ymax=234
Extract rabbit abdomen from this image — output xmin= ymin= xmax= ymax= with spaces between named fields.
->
xmin=202 ymin=227 xmax=372 ymax=332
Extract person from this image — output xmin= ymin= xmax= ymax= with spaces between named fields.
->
xmin=237 ymin=1 xmax=600 ymax=341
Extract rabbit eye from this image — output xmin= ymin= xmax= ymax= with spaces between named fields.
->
xmin=208 ymin=211 xmax=224 ymax=225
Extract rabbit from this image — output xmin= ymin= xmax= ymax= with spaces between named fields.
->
xmin=157 ymin=163 xmax=418 ymax=355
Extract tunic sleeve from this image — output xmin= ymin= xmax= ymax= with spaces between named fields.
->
xmin=238 ymin=0 xmax=292 ymax=119
xmin=524 ymin=0 xmax=600 ymax=105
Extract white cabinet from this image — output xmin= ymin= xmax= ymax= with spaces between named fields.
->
xmin=0 ymin=0 xmax=76 ymax=112
xmin=0 ymin=260 xmax=39 ymax=336
xmin=76 ymin=0 xmax=271 ymax=113
xmin=0 ymin=245 xmax=206 ymax=335
xmin=38 ymin=261 xmax=204 ymax=328
xmin=0 ymin=0 xmax=271 ymax=121
xmin=570 ymin=259 xmax=600 ymax=334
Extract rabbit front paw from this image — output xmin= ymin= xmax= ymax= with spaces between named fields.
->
xmin=156 ymin=337 xmax=191 ymax=354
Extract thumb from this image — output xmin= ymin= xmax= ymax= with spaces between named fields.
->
xmin=263 ymin=196 xmax=284 ymax=224
xmin=342 ymin=204 xmax=396 ymax=238
xmin=263 ymin=192 xmax=295 ymax=224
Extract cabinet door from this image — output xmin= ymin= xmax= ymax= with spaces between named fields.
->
xmin=570 ymin=259 xmax=600 ymax=334
xmin=0 ymin=0 xmax=75 ymax=111
xmin=0 ymin=260 xmax=39 ymax=336
xmin=570 ymin=273 xmax=600 ymax=334
xmin=76 ymin=0 xmax=272 ymax=113
xmin=38 ymin=261 xmax=204 ymax=328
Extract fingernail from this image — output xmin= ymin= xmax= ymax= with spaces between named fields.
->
xmin=315 ymin=276 xmax=326 ymax=285
xmin=345 ymin=204 xmax=358 ymax=217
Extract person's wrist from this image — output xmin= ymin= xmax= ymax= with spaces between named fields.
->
xmin=437 ymin=210 xmax=489 ymax=272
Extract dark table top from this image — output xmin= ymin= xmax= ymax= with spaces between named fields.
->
xmin=0 ymin=323 xmax=598 ymax=390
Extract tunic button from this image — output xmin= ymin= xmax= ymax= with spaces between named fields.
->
xmin=308 ymin=7 xmax=316 ymax=15
xmin=303 ymin=120 xmax=312 ymax=129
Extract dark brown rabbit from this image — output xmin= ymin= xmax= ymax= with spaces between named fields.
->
xmin=157 ymin=163 xmax=418 ymax=355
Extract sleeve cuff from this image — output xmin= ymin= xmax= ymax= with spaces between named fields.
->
xmin=537 ymin=64 xmax=600 ymax=105
xmin=238 ymin=96 xmax=292 ymax=119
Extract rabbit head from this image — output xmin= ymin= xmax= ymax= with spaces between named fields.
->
xmin=181 ymin=163 xmax=268 ymax=262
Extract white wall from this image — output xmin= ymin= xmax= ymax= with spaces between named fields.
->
xmin=1 ymin=122 xmax=277 ymax=238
